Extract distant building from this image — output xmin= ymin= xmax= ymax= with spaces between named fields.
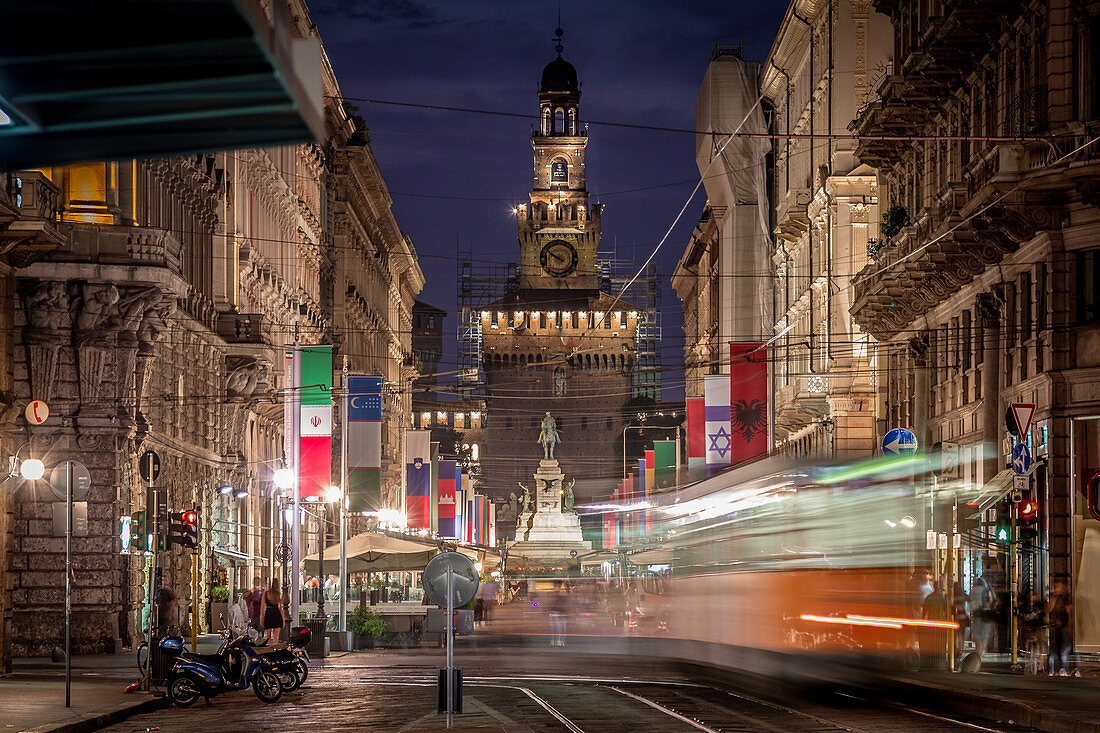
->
xmin=673 ymin=45 xmax=772 ymax=399
xmin=411 ymin=300 xmax=446 ymax=392
xmin=476 ymin=33 xmax=639 ymax=505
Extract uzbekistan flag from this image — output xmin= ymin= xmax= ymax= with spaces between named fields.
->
xmin=404 ymin=430 xmax=431 ymax=529
xmin=704 ymin=373 xmax=731 ymax=468
xmin=347 ymin=376 xmax=382 ymax=513
xmin=438 ymin=460 xmax=457 ymax=538
xmin=298 ymin=346 xmax=333 ymax=501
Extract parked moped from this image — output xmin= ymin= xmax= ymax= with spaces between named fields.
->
xmin=160 ymin=631 xmax=284 ymax=706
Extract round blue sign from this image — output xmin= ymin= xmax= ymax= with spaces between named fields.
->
xmin=569 ymin=549 xmax=578 ymax=558
xmin=881 ymin=428 xmax=918 ymax=456
xmin=1011 ymin=442 xmax=1032 ymax=475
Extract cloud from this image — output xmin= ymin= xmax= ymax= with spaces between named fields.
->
xmin=313 ymin=0 xmax=440 ymax=27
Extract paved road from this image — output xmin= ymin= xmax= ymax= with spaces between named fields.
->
xmin=100 ymin=652 xmax=1039 ymax=732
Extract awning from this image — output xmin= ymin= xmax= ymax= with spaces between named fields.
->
xmin=970 ymin=469 xmax=1017 ymax=512
xmin=457 ymin=546 xmax=502 ymax=569
xmin=303 ymin=532 xmax=439 ymax=574
xmin=0 ymin=0 xmax=323 ymax=169
xmin=214 ymin=547 xmax=266 ymax=564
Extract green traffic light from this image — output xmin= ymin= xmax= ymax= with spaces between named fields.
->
xmin=997 ymin=526 xmax=1010 ymax=542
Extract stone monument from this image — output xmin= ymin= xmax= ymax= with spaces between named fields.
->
xmin=508 ymin=412 xmax=591 ymax=563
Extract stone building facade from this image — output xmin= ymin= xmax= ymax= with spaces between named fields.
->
xmin=762 ymin=0 xmax=891 ymax=458
xmin=850 ymin=0 xmax=1100 ymax=646
xmin=1 ymin=0 xmax=421 ymax=658
xmin=673 ymin=46 xmax=771 ymax=399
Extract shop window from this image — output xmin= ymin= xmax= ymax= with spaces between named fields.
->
xmin=1077 ymin=248 xmax=1100 ymax=322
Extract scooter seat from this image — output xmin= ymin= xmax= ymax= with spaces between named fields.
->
xmin=182 ymin=652 xmax=227 ymax=668
xmin=253 ymin=643 xmax=287 ymax=653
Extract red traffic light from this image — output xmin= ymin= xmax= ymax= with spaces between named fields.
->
xmin=181 ymin=510 xmax=197 ymax=525
xmin=1020 ymin=499 xmax=1039 ymax=521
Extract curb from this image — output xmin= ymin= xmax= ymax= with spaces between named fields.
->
xmin=20 ymin=695 xmax=168 ymax=733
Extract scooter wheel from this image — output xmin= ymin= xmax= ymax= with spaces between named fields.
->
xmin=294 ymin=658 xmax=308 ymax=688
xmin=276 ymin=667 xmax=299 ymax=692
xmin=167 ymin=674 xmax=200 ymax=707
xmin=253 ymin=670 xmax=283 ymax=703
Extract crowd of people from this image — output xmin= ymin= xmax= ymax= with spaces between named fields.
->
xmin=910 ymin=568 xmax=1078 ymax=675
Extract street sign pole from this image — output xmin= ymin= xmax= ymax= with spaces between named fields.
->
xmin=446 ymin=566 xmax=454 ymax=730
xmin=139 ymin=450 xmax=160 ymax=690
xmin=291 ymin=342 xmax=301 ymax=632
xmin=64 ymin=460 xmax=72 ymax=708
xmin=339 ymin=359 xmax=348 ymax=634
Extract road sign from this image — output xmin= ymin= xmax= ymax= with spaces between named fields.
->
xmin=48 ymin=461 xmax=91 ymax=502
xmin=569 ymin=549 xmax=578 ymax=558
xmin=24 ymin=400 xmax=49 ymax=425
xmin=422 ymin=551 xmax=479 ymax=608
xmin=1009 ymin=403 xmax=1035 ymax=437
xmin=937 ymin=441 xmax=960 ymax=478
xmin=1011 ymin=442 xmax=1032 ymax=475
xmin=881 ymin=428 xmax=918 ymax=456
xmin=139 ymin=450 xmax=160 ymax=483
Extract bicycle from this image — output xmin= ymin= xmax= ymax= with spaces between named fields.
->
xmin=137 ymin=624 xmax=180 ymax=677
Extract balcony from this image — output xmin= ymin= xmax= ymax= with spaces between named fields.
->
xmin=217 ymin=312 xmax=270 ymax=345
xmin=0 ymin=171 xmax=65 ymax=266
xmin=774 ymin=376 xmax=828 ymax=432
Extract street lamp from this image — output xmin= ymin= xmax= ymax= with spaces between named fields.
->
xmin=19 ymin=458 xmax=45 ymax=481
xmin=317 ymin=485 xmax=342 ymax=618
xmin=273 ymin=467 xmax=294 ymax=490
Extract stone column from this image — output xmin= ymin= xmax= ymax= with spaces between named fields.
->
xmin=978 ymin=291 xmax=1002 ymax=485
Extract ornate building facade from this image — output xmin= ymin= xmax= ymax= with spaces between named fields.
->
xmin=762 ymin=0 xmax=891 ymax=458
xmin=850 ymin=0 xmax=1100 ymax=645
xmin=479 ymin=37 xmax=638 ymax=505
xmin=1 ymin=0 xmax=421 ymax=659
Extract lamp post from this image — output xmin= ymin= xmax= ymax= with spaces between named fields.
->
xmin=273 ymin=467 xmax=295 ymax=630
xmin=318 ymin=485 xmax=342 ymax=618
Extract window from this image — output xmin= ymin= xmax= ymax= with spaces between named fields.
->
xmin=542 ymin=108 xmax=551 ymax=135
xmin=569 ymin=108 xmax=576 ymax=134
xmin=581 ymin=416 xmax=588 ymax=430
xmin=961 ymin=310 xmax=972 ymax=370
xmin=506 ymin=417 xmax=513 ymax=428
xmin=1078 ymin=248 xmax=1100 ymax=322
xmin=551 ymin=159 xmax=567 ymax=183
xmin=554 ymin=109 xmax=565 ymax=133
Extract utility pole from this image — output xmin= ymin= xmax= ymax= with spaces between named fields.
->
xmin=291 ymin=338 xmax=301 ymax=635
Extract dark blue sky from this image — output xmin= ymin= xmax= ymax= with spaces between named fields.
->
xmin=311 ymin=0 xmax=789 ymax=400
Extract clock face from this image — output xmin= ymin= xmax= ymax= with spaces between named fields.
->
xmin=540 ymin=240 xmax=578 ymax=277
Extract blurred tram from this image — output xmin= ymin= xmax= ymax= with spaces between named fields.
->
xmin=599 ymin=454 xmax=958 ymax=667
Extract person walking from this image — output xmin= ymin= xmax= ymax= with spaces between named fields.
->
xmin=243 ymin=576 xmax=265 ymax=627
xmin=1048 ymin=581 xmax=1079 ymax=676
xmin=262 ymin=579 xmax=284 ymax=645
xmin=1021 ymin=590 xmax=1048 ymax=675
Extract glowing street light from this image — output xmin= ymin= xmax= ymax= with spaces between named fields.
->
xmin=19 ymin=458 xmax=44 ymax=481
xmin=273 ymin=467 xmax=294 ymax=490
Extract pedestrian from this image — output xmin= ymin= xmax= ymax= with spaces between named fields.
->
xmin=476 ymin=577 xmax=497 ymax=626
xmin=951 ymin=581 xmax=970 ymax=661
xmin=156 ymin=576 xmax=180 ymax=635
xmin=262 ymin=579 xmax=284 ymax=645
xmin=969 ymin=572 xmax=998 ymax=659
xmin=243 ymin=576 xmax=264 ymax=626
xmin=547 ymin=581 xmax=570 ymax=646
xmin=1021 ymin=590 xmax=1048 ymax=675
xmin=1048 ymin=581 xmax=1079 ymax=676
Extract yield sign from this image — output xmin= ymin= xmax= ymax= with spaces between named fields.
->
xmin=1010 ymin=403 xmax=1036 ymax=437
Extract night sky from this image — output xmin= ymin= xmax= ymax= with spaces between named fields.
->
xmin=310 ymin=0 xmax=789 ymax=401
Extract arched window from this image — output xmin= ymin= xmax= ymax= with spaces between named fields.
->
xmin=554 ymin=109 xmax=565 ymax=133
xmin=568 ymin=108 xmax=576 ymax=135
xmin=551 ymin=158 xmax=568 ymax=183
xmin=542 ymin=108 xmax=551 ymax=135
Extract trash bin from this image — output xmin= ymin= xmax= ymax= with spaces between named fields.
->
xmin=304 ymin=617 xmax=327 ymax=657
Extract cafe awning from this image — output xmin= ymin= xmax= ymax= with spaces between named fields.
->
xmin=303 ymin=532 xmax=439 ymax=574
xmin=0 ymin=0 xmax=324 ymax=169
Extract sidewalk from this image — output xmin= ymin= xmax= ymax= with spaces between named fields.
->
xmin=2 ymin=635 xmax=221 ymax=733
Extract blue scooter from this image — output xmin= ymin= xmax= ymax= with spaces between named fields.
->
xmin=159 ymin=631 xmax=283 ymax=706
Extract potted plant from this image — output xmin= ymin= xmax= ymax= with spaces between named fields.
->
xmin=209 ymin=585 xmax=229 ymax=628
xmin=868 ymin=205 xmax=911 ymax=259
xmin=349 ymin=607 xmax=388 ymax=649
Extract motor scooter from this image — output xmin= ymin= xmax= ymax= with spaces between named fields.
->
xmin=254 ymin=626 xmax=312 ymax=691
xmin=160 ymin=631 xmax=284 ymax=706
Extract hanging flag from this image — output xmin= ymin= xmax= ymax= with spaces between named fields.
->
xmin=644 ymin=450 xmax=655 ymax=498
xmin=653 ymin=441 xmax=676 ymax=490
xmin=451 ymin=464 xmax=463 ymax=540
xmin=730 ymin=343 xmax=769 ymax=465
xmin=430 ymin=443 xmax=440 ymax=533
xmin=438 ymin=460 xmax=456 ymax=538
xmin=466 ymin=496 xmax=474 ymax=543
xmin=604 ymin=485 xmax=617 ymax=548
xmin=686 ymin=397 xmax=706 ymax=472
xmin=704 ymin=373 xmax=732 ymax=468
xmin=347 ymin=376 xmax=382 ymax=513
xmin=404 ymin=430 xmax=431 ymax=529
xmin=298 ymin=346 xmax=333 ymax=500
xmin=488 ymin=500 xmax=496 ymax=547
xmin=457 ymin=471 xmax=470 ymax=543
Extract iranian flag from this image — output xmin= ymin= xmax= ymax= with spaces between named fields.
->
xmin=298 ymin=346 xmax=333 ymax=501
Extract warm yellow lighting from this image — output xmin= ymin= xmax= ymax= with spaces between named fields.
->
xmin=531 ymin=311 xmax=540 ymax=318
xmin=562 ymin=311 xmax=570 ymax=319
xmin=899 ymin=516 xmax=916 ymax=528
xmin=471 ymin=443 xmax=479 ymax=460
xmin=595 ymin=311 xmax=604 ymax=320
xmin=325 ymin=485 xmax=343 ymax=503
xmin=579 ymin=311 xmax=586 ymax=318
xmin=616 ymin=311 xmax=623 ymax=320
xmin=471 ymin=411 xmax=481 ymax=419
xmin=514 ymin=311 xmax=522 ymax=319
xmin=438 ymin=411 xmax=447 ymax=420
xmin=422 ymin=411 xmax=431 ymax=423
xmin=497 ymin=311 xmax=504 ymax=319
xmin=629 ymin=311 xmax=637 ymax=318
xmin=481 ymin=311 xmax=489 ymax=318
xmin=273 ymin=467 xmax=294 ymax=489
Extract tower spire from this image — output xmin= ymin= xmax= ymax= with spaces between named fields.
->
xmin=553 ymin=12 xmax=563 ymax=57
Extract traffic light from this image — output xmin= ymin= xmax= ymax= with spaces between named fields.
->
xmin=1018 ymin=494 xmax=1040 ymax=547
xmin=1019 ymin=498 xmax=1039 ymax=522
xmin=169 ymin=509 xmax=199 ymax=549
xmin=994 ymin=500 xmax=1011 ymax=544
xmin=131 ymin=511 xmax=147 ymax=551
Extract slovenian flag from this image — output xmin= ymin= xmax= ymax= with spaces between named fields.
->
xmin=438 ymin=460 xmax=457 ymax=538
xmin=405 ymin=430 xmax=431 ymax=529
xmin=347 ymin=376 xmax=382 ymax=513
xmin=298 ymin=346 xmax=333 ymax=501
xmin=704 ymin=373 xmax=731 ymax=468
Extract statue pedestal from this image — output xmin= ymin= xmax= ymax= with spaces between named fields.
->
xmin=508 ymin=459 xmax=591 ymax=564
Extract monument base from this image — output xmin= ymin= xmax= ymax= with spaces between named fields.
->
xmin=508 ymin=459 xmax=591 ymax=564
